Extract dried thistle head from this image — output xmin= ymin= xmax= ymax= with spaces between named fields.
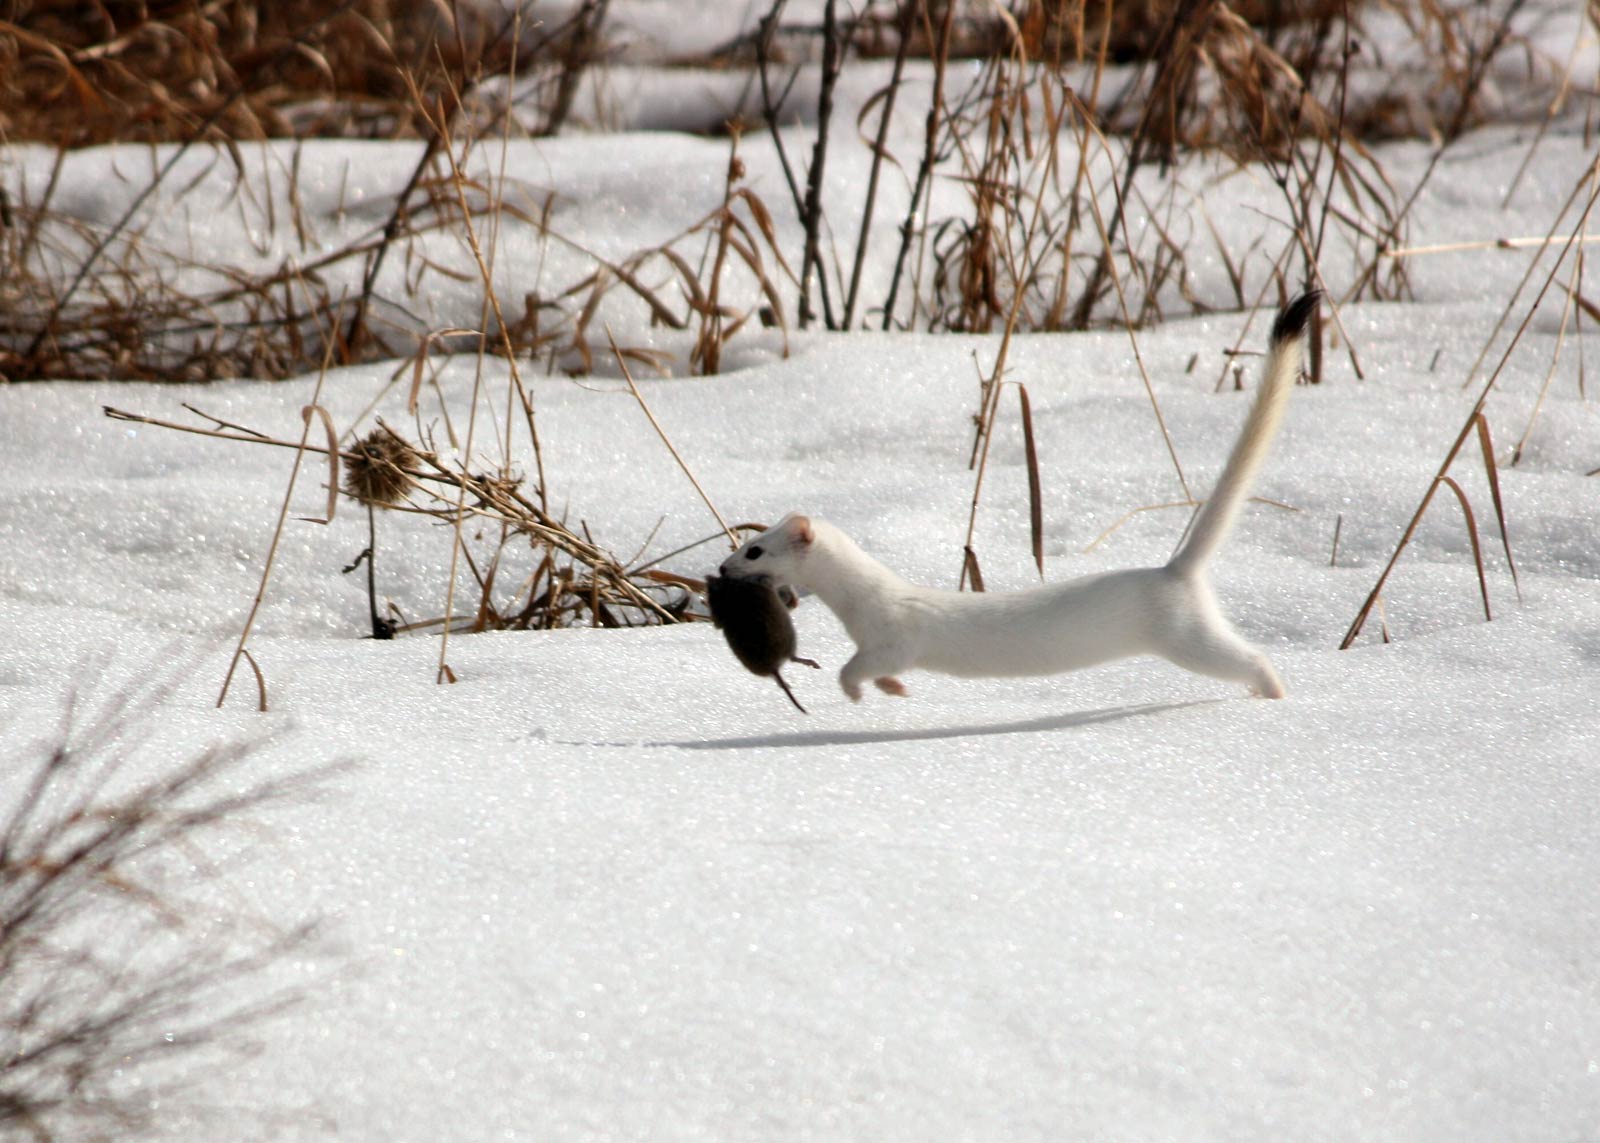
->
xmin=344 ymin=429 xmax=418 ymax=508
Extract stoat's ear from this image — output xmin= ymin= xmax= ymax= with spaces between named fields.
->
xmin=783 ymin=514 xmax=815 ymax=547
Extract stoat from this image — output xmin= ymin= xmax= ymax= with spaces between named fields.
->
xmin=719 ymin=291 xmax=1318 ymax=703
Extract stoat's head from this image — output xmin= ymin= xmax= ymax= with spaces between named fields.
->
xmin=719 ymin=513 xmax=815 ymax=595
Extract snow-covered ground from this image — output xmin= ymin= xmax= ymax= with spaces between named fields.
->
xmin=3 ymin=9 xmax=1600 ymax=1140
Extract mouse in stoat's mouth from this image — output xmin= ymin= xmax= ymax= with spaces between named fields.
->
xmin=705 ymin=572 xmax=821 ymax=712
xmin=718 ymin=291 xmax=1319 ymax=704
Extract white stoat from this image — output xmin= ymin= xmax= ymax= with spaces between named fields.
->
xmin=720 ymin=291 xmax=1319 ymax=703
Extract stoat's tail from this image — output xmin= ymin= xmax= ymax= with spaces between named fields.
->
xmin=1166 ymin=290 xmax=1319 ymax=577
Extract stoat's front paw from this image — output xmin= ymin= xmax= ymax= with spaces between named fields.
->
xmin=841 ymin=678 xmax=864 ymax=702
xmin=874 ymin=676 xmax=908 ymax=697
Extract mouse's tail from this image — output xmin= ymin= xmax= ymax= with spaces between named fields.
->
xmin=774 ymin=671 xmax=809 ymax=714
xmin=1166 ymin=290 xmax=1318 ymax=578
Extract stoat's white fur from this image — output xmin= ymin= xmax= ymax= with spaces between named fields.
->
xmin=720 ymin=293 xmax=1318 ymax=703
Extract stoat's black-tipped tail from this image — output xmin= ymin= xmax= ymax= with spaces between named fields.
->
xmin=1271 ymin=289 xmax=1321 ymax=346
xmin=1167 ymin=289 xmax=1313 ymax=577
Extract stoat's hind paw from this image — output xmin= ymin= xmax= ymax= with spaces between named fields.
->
xmin=1248 ymin=672 xmax=1286 ymax=697
xmin=874 ymin=676 xmax=908 ymax=697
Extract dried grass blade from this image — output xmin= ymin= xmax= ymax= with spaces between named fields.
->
xmin=606 ymin=326 xmax=736 ymax=547
xmin=1201 ymin=204 xmax=1247 ymax=308
xmin=608 ymin=257 xmax=690 ymax=330
xmin=656 ymin=247 xmax=711 ymax=314
xmin=1017 ymin=383 xmax=1045 ymax=578
xmin=1558 ymin=280 xmax=1600 ymax=324
xmin=733 ymin=188 xmax=799 ymax=282
xmin=299 ymin=404 xmax=340 ymax=524
xmin=962 ymin=546 xmax=986 ymax=593
xmin=1339 ymin=474 xmax=1440 ymax=649
xmin=1438 ymin=476 xmax=1492 ymax=622
xmin=240 ymin=649 xmax=269 ymax=713
xmin=218 ymin=331 xmax=339 ymax=708
xmin=1474 ymin=413 xmax=1522 ymax=600
xmin=1084 ymin=499 xmax=1197 ymax=553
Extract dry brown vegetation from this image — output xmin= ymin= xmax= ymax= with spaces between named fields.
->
xmin=0 ymin=668 xmax=341 ymax=1139
xmin=0 ymin=0 xmax=1585 ymax=647
xmin=2 ymin=6 xmax=1586 ymax=1130
xmin=0 ymin=0 xmax=1578 ymax=382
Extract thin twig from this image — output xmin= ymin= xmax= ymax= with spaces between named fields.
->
xmin=606 ymin=327 xmax=736 ymax=547
xmin=843 ymin=0 xmax=915 ymax=330
xmin=798 ymin=0 xmax=843 ymax=330
xmin=217 ymin=294 xmax=342 ymax=710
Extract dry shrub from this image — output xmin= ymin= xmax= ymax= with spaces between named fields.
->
xmin=1018 ymin=0 xmax=1340 ymax=64
xmin=0 ymin=668 xmax=340 ymax=1139
xmin=102 ymin=402 xmax=696 ymax=635
xmin=0 ymin=0 xmax=1571 ymax=384
xmin=904 ymin=26 xmax=1387 ymax=335
xmin=1012 ymin=0 xmax=1562 ymax=145
xmin=0 ymin=0 xmax=494 ymax=144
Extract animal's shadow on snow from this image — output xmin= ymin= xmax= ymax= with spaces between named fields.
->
xmin=649 ymin=699 xmax=1220 ymax=751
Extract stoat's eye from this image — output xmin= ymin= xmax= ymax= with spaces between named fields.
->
xmin=744 ymin=545 xmax=764 ymax=560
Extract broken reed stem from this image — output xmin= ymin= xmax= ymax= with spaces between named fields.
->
xmin=105 ymin=407 xmax=346 ymax=455
xmin=1384 ymin=234 xmax=1600 ymax=259
xmin=1071 ymin=98 xmax=1192 ymax=503
xmin=217 ymin=310 xmax=341 ymax=710
xmin=1017 ymin=383 xmax=1045 ymax=578
xmin=957 ymin=35 xmax=1054 ymax=588
xmin=1475 ymin=414 xmax=1522 ymax=602
xmin=412 ymin=65 xmax=553 ymax=679
xmin=240 ymin=648 xmax=269 ymax=712
xmin=882 ymin=0 xmax=955 ymax=331
xmin=798 ymin=0 xmax=843 ymax=330
xmin=1436 ymin=475 xmax=1493 ymax=621
xmin=607 ymin=327 xmax=736 ymax=548
xmin=842 ymin=0 xmax=915 ymax=330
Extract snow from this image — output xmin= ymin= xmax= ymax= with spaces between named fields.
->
xmin=3 ymin=12 xmax=1600 ymax=1141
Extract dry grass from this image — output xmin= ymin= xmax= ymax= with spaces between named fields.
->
xmin=0 ymin=0 xmax=1584 ymax=657
xmin=0 ymin=0 xmax=1574 ymax=392
xmin=0 ymin=0 xmax=1571 ymax=383
xmin=102 ymin=401 xmax=693 ymax=640
xmin=1340 ymin=161 xmax=1600 ymax=648
xmin=0 ymin=0 xmax=609 ymax=145
xmin=0 ymin=667 xmax=341 ymax=1139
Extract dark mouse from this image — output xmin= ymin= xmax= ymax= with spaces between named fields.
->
xmin=705 ymin=572 xmax=820 ymax=713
